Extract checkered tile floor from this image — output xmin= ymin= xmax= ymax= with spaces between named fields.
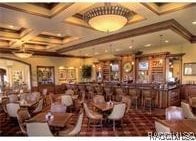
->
xmin=0 ymin=107 xmax=165 ymax=136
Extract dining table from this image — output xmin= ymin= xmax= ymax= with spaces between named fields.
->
xmin=91 ymin=101 xmax=114 ymax=112
xmin=29 ymin=112 xmax=73 ymax=128
xmin=159 ymin=119 xmax=196 ymax=133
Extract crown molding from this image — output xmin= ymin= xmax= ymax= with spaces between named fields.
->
xmin=57 ymin=19 xmax=195 ymax=53
xmin=0 ymin=48 xmax=88 ymax=58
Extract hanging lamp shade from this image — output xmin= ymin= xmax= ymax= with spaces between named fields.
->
xmin=13 ymin=44 xmax=33 ymax=59
xmin=84 ymin=4 xmax=133 ymax=32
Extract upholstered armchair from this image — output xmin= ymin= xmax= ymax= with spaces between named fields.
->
xmin=155 ymin=121 xmax=171 ymax=133
xmin=1 ymin=97 xmax=9 ymax=114
xmin=189 ymin=96 xmax=196 ymax=106
xmin=26 ymin=121 xmax=53 ymax=136
xmin=65 ymin=89 xmax=74 ymax=95
xmin=121 ymin=95 xmax=131 ymax=113
xmin=50 ymin=103 xmax=67 ymax=113
xmin=165 ymin=106 xmax=184 ymax=121
xmin=94 ymin=86 xmax=103 ymax=95
xmin=181 ymin=102 xmax=196 ymax=119
xmin=8 ymin=94 xmax=18 ymax=103
xmin=16 ymin=109 xmax=31 ymax=134
xmin=32 ymin=98 xmax=44 ymax=114
xmin=59 ymin=110 xmax=84 ymax=136
xmin=107 ymin=103 xmax=126 ymax=131
xmin=42 ymin=89 xmax=48 ymax=106
xmin=83 ymin=103 xmax=103 ymax=129
xmin=93 ymin=95 xmax=105 ymax=104
xmin=6 ymin=103 xmax=20 ymax=118
xmin=61 ymin=95 xmax=74 ymax=112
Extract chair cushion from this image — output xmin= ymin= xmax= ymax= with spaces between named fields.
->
xmin=89 ymin=110 xmax=103 ymax=119
xmin=59 ymin=125 xmax=74 ymax=136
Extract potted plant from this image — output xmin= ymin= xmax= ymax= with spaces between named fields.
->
xmin=81 ymin=65 xmax=92 ymax=82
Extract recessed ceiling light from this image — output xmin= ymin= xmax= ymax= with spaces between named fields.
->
xmin=192 ymin=21 xmax=196 ymax=25
xmin=115 ymin=49 xmax=120 ymax=52
xmin=57 ymin=33 xmax=62 ymax=37
xmin=129 ymin=46 xmax=133 ymax=49
xmin=144 ymin=44 xmax=151 ymax=47
xmin=165 ymin=40 xmax=169 ymax=43
xmin=9 ymin=25 xmax=14 ymax=28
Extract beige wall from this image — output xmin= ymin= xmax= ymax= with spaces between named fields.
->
xmin=0 ymin=53 xmax=83 ymax=86
xmin=0 ymin=42 xmax=195 ymax=86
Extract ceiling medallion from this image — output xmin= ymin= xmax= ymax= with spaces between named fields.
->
xmin=84 ymin=4 xmax=133 ymax=32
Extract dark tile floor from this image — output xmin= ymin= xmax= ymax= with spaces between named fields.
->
xmin=0 ymin=106 xmax=165 ymax=136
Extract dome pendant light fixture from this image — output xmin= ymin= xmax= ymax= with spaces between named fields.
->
xmin=13 ymin=43 xmax=33 ymax=59
xmin=84 ymin=3 xmax=133 ymax=32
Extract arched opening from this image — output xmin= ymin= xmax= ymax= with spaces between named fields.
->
xmin=0 ymin=68 xmax=6 ymax=92
xmin=0 ymin=57 xmax=31 ymax=91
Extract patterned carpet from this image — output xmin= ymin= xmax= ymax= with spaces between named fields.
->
xmin=0 ymin=107 xmax=165 ymax=136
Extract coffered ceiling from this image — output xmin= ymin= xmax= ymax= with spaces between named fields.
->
xmin=0 ymin=2 xmax=195 ymax=57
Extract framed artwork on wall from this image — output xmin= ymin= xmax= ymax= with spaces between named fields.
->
xmin=12 ymin=70 xmax=23 ymax=86
xmin=67 ymin=68 xmax=76 ymax=80
xmin=184 ymin=63 xmax=196 ymax=76
xmin=58 ymin=68 xmax=76 ymax=81
xmin=37 ymin=66 xmax=55 ymax=85
xmin=58 ymin=69 xmax=67 ymax=81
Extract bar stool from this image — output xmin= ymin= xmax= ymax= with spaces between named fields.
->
xmin=86 ymin=85 xmax=94 ymax=100
xmin=104 ymin=87 xmax=114 ymax=101
xmin=129 ymin=88 xmax=140 ymax=110
xmin=142 ymin=89 xmax=155 ymax=113
xmin=115 ymin=87 xmax=124 ymax=102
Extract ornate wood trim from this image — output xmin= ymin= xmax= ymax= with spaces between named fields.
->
xmin=0 ymin=3 xmax=74 ymax=18
xmin=135 ymin=52 xmax=170 ymax=58
xmin=191 ymin=36 xmax=196 ymax=43
xmin=57 ymin=19 xmax=195 ymax=53
xmin=0 ymin=48 xmax=89 ymax=58
xmin=142 ymin=3 xmax=195 ymax=15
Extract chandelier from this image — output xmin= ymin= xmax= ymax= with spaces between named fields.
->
xmin=13 ymin=44 xmax=33 ymax=59
xmin=84 ymin=4 xmax=133 ymax=32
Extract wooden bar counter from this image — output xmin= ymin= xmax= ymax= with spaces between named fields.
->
xmin=123 ymin=83 xmax=181 ymax=109
xmin=155 ymin=86 xmax=181 ymax=108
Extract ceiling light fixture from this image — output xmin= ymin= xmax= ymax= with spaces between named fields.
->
xmin=57 ymin=33 xmax=62 ymax=36
xmin=192 ymin=21 xmax=196 ymax=25
xmin=144 ymin=44 xmax=151 ymax=47
xmin=165 ymin=40 xmax=169 ymax=43
xmin=13 ymin=44 xmax=33 ymax=59
xmin=9 ymin=25 xmax=14 ymax=28
xmin=84 ymin=3 xmax=133 ymax=32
